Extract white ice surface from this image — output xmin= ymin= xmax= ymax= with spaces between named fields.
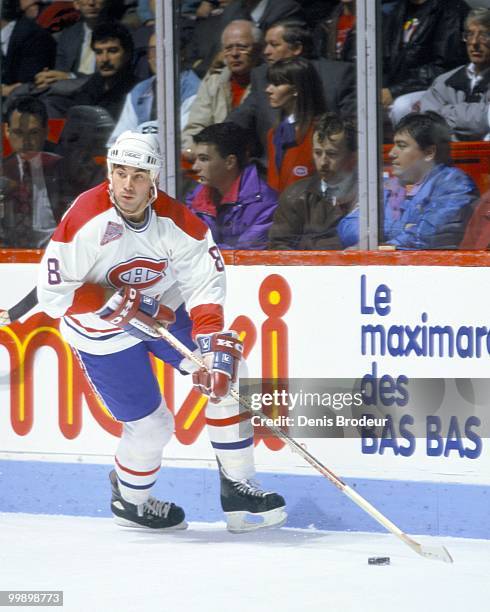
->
xmin=1 ymin=513 xmax=489 ymax=612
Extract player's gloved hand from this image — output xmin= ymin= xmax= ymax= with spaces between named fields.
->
xmin=97 ymin=287 xmax=175 ymax=341
xmin=193 ymin=331 xmax=243 ymax=403
xmin=0 ymin=309 xmax=11 ymax=328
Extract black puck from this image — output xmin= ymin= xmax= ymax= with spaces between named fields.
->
xmin=368 ymin=557 xmax=390 ymax=565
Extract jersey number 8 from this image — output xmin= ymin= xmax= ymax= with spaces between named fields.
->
xmin=47 ymin=258 xmax=62 ymax=285
xmin=209 ymin=246 xmax=225 ymax=272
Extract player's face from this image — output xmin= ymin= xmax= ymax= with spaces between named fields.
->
xmin=94 ymin=38 xmax=127 ymax=78
xmin=222 ymin=24 xmax=257 ymax=76
xmin=192 ymin=143 xmax=229 ymax=188
xmin=7 ymin=111 xmax=47 ymax=159
xmin=111 ymin=165 xmax=153 ymax=222
xmin=264 ymin=26 xmax=300 ymax=64
xmin=389 ymin=130 xmax=435 ymax=184
xmin=313 ymin=132 xmax=355 ymax=183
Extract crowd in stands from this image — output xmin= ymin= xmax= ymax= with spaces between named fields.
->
xmin=2 ymin=0 xmax=490 ymax=251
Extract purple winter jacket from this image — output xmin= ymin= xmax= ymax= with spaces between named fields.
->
xmin=185 ymin=164 xmax=278 ymax=250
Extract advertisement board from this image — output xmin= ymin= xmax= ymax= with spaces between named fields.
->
xmin=1 ymin=262 xmax=488 ymax=486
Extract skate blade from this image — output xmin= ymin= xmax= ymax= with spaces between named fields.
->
xmin=225 ymin=508 xmax=288 ymax=534
xmin=113 ymin=515 xmax=188 ymax=532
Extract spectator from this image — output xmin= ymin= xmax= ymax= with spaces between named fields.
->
xmin=187 ymin=0 xmax=304 ymax=79
xmin=186 ymin=122 xmax=278 ymax=249
xmin=108 ymin=32 xmax=201 ymax=145
xmin=338 ymin=112 xmax=478 ymax=249
xmin=266 ymin=57 xmax=326 ymax=191
xmin=1 ymin=0 xmax=56 ymax=99
xmin=382 ymin=0 xmax=470 ymax=126
xmin=34 ymin=0 xmax=106 ymax=91
xmin=228 ymin=21 xmax=356 ymax=154
xmin=0 ymin=96 xmax=64 ymax=248
xmin=314 ymin=0 xmax=356 ymax=63
xmin=44 ymin=21 xmax=138 ymax=121
xmin=420 ymin=8 xmax=490 ymax=140
xmin=181 ymin=20 xmax=262 ymax=158
xmin=269 ymin=112 xmax=357 ymax=249
xmin=54 ymin=105 xmax=113 ymax=210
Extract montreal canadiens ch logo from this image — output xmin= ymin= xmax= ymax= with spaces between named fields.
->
xmin=293 ymin=165 xmax=308 ymax=177
xmin=107 ymin=257 xmax=168 ymax=289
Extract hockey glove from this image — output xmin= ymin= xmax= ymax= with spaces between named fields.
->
xmin=97 ymin=287 xmax=175 ymax=341
xmin=193 ymin=331 xmax=243 ymax=403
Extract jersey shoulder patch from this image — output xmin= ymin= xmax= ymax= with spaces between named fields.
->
xmin=153 ymin=191 xmax=208 ymax=241
xmin=53 ymin=182 xmax=112 ymax=243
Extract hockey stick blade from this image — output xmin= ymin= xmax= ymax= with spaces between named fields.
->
xmin=413 ymin=543 xmax=453 ymax=564
xmin=153 ymin=323 xmax=454 ymax=564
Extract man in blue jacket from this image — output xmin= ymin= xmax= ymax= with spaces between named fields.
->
xmin=186 ymin=122 xmax=278 ymax=249
xmin=338 ymin=112 xmax=478 ymax=249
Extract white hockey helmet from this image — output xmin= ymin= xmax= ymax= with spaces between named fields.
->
xmin=107 ymin=130 xmax=163 ymax=216
xmin=107 ymin=130 xmax=163 ymax=181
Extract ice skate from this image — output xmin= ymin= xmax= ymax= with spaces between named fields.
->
xmin=219 ymin=466 xmax=287 ymax=533
xmin=110 ymin=470 xmax=187 ymax=531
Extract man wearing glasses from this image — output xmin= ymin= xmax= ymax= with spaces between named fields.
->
xmin=420 ymin=8 xmax=490 ymax=141
xmin=181 ymin=19 xmax=262 ymax=161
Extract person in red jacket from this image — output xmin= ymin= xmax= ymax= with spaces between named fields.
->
xmin=265 ymin=57 xmax=326 ymax=192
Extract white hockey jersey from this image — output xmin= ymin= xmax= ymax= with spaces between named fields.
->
xmin=37 ymin=181 xmax=226 ymax=355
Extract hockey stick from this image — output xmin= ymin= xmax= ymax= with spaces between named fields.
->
xmin=154 ymin=323 xmax=453 ymax=564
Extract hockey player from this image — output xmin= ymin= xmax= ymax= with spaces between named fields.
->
xmin=32 ymin=130 xmax=286 ymax=532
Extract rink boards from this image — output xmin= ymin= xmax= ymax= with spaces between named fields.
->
xmin=0 ymin=258 xmax=489 ymax=537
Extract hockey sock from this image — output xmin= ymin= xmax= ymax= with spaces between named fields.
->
xmin=206 ymin=393 xmax=255 ymax=481
xmin=115 ymin=401 xmax=174 ymax=505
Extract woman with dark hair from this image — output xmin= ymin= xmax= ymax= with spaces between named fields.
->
xmin=265 ymin=57 xmax=326 ymax=191
xmin=338 ymin=112 xmax=478 ymax=249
